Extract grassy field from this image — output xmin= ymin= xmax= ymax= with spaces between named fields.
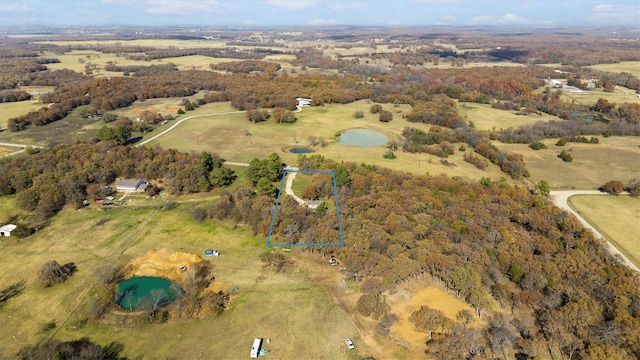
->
xmin=144 ymin=100 xmax=513 ymax=184
xmin=586 ymin=61 xmax=640 ymax=78
xmin=560 ymin=85 xmax=640 ymax=107
xmin=568 ymin=195 xmax=640 ymax=268
xmin=0 ymin=100 xmax=46 ymax=128
xmin=457 ymin=102 xmax=563 ymax=131
xmin=0 ymin=197 xmax=363 ymax=359
xmin=499 ymin=136 xmax=640 ymax=189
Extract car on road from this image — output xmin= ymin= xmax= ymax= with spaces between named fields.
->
xmin=345 ymin=338 xmax=355 ymax=350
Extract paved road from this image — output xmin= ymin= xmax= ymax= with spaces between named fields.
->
xmin=135 ymin=111 xmax=245 ymax=147
xmin=550 ymin=190 xmax=639 ymax=272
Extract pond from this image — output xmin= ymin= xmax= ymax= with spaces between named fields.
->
xmin=337 ymin=129 xmax=389 ymax=147
xmin=117 ymin=276 xmax=182 ymax=311
xmin=289 ymin=147 xmax=313 ymax=154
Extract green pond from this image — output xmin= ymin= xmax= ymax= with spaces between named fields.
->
xmin=117 ymin=276 xmax=182 ymax=311
xmin=337 ymin=129 xmax=389 ymax=147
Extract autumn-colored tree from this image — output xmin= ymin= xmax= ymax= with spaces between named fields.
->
xmin=600 ymin=180 xmax=624 ymax=195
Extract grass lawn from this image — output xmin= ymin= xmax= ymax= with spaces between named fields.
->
xmin=498 ymin=136 xmax=640 ymax=190
xmin=0 ymin=100 xmax=45 ymax=128
xmin=568 ymin=195 xmax=640 ymax=269
xmin=457 ymin=102 xmax=563 ymax=131
xmin=0 ymin=198 xmax=361 ymax=359
xmin=146 ymin=100 xmax=512 ymax=184
xmin=560 ymin=86 xmax=640 ymax=107
xmin=586 ymin=61 xmax=640 ymax=78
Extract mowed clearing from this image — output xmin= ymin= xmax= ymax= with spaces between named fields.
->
xmin=499 ymin=136 xmax=640 ymax=189
xmin=568 ymin=195 xmax=640 ymax=269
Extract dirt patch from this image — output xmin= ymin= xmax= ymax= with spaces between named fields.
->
xmin=125 ymin=248 xmax=203 ymax=281
xmin=386 ymin=284 xmax=478 ymax=351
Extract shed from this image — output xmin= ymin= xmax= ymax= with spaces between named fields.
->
xmin=296 ymin=97 xmax=312 ymax=107
xmin=0 ymin=224 xmax=17 ymax=237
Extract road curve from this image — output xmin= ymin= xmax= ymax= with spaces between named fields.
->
xmin=135 ymin=111 xmax=245 ymax=147
xmin=550 ymin=190 xmax=639 ymax=272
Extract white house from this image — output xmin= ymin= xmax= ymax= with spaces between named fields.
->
xmin=0 ymin=224 xmax=17 ymax=237
xmin=296 ymin=97 xmax=312 ymax=107
xmin=115 ymin=179 xmax=146 ymax=192
xmin=307 ymin=200 xmax=323 ymax=209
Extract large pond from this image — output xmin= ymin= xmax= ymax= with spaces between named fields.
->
xmin=337 ymin=129 xmax=389 ymax=147
xmin=117 ymin=276 xmax=182 ymax=311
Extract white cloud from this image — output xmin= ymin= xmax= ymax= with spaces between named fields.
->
xmin=102 ymin=0 xmax=229 ymax=15
xmin=589 ymin=4 xmax=640 ymax=25
xmin=309 ymin=18 xmax=340 ymax=25
xmin=441 ymin=14 xmax=457 ymax=22
xmin=265 ymin=0 xmax=319 ymax=10
xmin=4 ymin=2 xmax=36 ymax=12
xmin=471 ymin=13 xmax=528 ymax=25
xmin=498 ymin=13 xmax=528 ymax=24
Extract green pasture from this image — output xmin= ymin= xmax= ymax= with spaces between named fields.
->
xmin=568 ymin=195 xmax=640 ymax=268
xmin=560 ymin=86 xmax=640 ymax=107
xmin=586 ymin=61 xmax=640 ymax=78
xmin=457 ymin=102 xmax=563 ymax=131
xmin=498 ymin=136 xmax=640 ymax=189
xmin=0 ymin=198 xmax=360 ymax=359
xmin=0 ymin=100 xmax=45 ymax=128
xmin=144 ymin=100 xmax=511 ymax=183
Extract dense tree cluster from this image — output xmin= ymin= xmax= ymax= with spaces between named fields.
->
xmin=0 ymin=143 xmax=233 ymax=221
xmin=210 ymin=60 xmax=281 ymax=74
xmin=17 ymin=337 xmax=128 ymax=360
xmin=206 ymin=155 xmax=640 ymax=358
xmin=0 ymin=90 xmax=31 ymax=103
xmin=37 ymin=260 xmax=77 ymax=287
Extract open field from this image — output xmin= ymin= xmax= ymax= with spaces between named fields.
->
xmin=586 ymin=61 xmax=640 ymax=78
xmin=42 ymin=51 xmax=235 ymax=76
xmin=0 ymin=100 xmax=45 ymax=128
xmin=499 ymin=136 xmax=640 ymax=189
xmin=560 ymin=85 xmax=640 ymax=106
xmin=457 ymin=102 xmax=563 ymax=130
xmin=35 ymin=39 xmax=230 ymax=48
xmin=568 ymin=195 xmax=640 ymax=268
xmin=0 ymin=198 xmax=363 ymax=359
xmin=144 ymin=100 xmax=513 ymax=183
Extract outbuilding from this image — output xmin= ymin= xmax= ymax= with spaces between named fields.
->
xmin=250 ymin=338 xmax=263 ymax=359
xmin=0 ymin=224 xmax=17 ymax=237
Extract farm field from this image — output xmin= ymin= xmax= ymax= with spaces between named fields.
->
xmin=0 ymin=100 xmax=45 ymax=128
xmin=568 ymin=195 xmax=640 ymax=269
xmin=144 ymin=100 xmax=512 ymax=183
xmin=498 ymin=136 xmax=640 ymax=189
xmin=457 ymin=102 xmax=563 ymax=130
xmin=0 ymin=198 xmax=363 ymax=359
xmin=586 ymin=61 xmax=640 ymax=78
xmin=560 ymin=85 xmax=640 ymax=107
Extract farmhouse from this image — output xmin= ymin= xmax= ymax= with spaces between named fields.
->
xmin=0 ymin=224 xmax=17 ymax=237
xmin=115 ymin=179 xmax=147 ymax=192
xmin=296 ymin=97 xmax=312 ymax=107
xmin=307 ymin=200 xmax=323 ymax=209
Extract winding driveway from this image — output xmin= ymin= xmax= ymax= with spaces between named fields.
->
xmin=551 ymin=190 xmax=639 ymax=272
xmin=135 ymin=111 xmax=245 ymax=147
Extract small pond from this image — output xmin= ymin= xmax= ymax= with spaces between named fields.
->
xmin=289 ymin=147 xmax=313 ymax=154
xmin=337 ymin=129 xmax=389 ymax=147
xmin=117 ymin=276 xmax=182 ymax=311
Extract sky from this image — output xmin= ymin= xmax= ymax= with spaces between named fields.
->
xmin=0 ymin=0 xmax=639 ymax=28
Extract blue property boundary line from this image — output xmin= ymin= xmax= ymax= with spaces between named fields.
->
xmin=266 ymin=169 xmax=344 ymax=247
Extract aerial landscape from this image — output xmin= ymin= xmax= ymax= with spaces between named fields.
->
xmin=0 ymin=0 xmax=639 ymax=359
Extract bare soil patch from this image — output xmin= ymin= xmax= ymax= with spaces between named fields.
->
xmin=124 ymin=248 xmax=202 ymax=280
xmin=386 ymin=283 xmax=478 ymax=354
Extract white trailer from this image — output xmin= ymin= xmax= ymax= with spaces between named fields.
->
xmin=250 ymin=338 xmax=263 ymax=358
